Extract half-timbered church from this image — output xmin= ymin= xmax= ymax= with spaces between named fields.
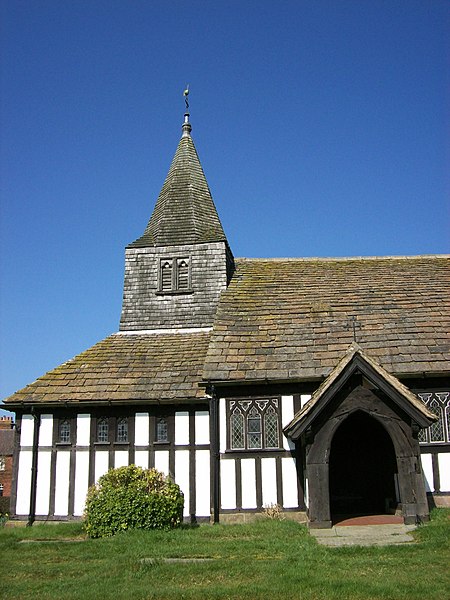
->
xmin=4 ymin=108 xmax=450 ymax=528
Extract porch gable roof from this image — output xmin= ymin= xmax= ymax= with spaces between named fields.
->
xmin=283 ymin=343 xmax=437 ymax=440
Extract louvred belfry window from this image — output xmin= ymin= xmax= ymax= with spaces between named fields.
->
xmin=229 ymin=399 xmax=281 ymax=450
xmin=159 ymin=258 xmax=190 ymax=293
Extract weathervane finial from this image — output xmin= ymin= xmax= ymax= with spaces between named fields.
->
xmin=182 ymin=85 xmax=192 ymax=136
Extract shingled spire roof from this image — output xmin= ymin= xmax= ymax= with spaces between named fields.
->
xmin=129 ymin=113 xmax=227 ymax=247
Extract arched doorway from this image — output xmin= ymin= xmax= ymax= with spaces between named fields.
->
xmin=329 ymin=411 xmax=398 ymax=520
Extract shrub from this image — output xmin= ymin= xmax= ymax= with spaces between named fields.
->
xmin=84 ymin=465 xmax=184 ymax=538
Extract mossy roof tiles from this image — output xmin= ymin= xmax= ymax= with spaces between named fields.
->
xmin=203 ymin=255 xmax=450 ymax=382
xmin=6 ymin=332 xmax=210 ymax=405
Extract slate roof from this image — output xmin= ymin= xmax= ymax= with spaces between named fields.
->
xmin=203 ymin=255 xmax=450 ymax=383
xmin=5 ymin=331 xmax=211 ymax=406
xmin=284 ymin=343 xmax=437 ymax=439
xmin=130 ymin=122 xmax=227 ymax=247
xmin=0 ymin=429 xmax=14 ymax=455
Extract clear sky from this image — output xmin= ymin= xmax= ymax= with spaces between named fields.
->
xmin=1 ymin=0 xmax=449 ymax=412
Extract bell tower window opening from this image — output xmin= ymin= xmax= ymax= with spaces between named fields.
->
xmin=159 ymin=257 xmax=191 ymax=293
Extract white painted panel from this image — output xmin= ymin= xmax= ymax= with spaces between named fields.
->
xmin=241 ymin=458 xmax=257 ymax=509
xmin=154 ymin=450 xmax=170 ymax=475
xmin=134 ymin=450 xmax=149 ymax=469
xmin=282 ymin=456 xmax=299 ymax=508
xmin=39 ymin=415 xmax=53 ymax=447
xmin=438 ymin=453 xmax=450 ymax=491
xmin=219 ymin=398 xmax=226 ymax=453
xmin=76 ymin=414 xmax=91 ymax=446
xmin=175 ymin=411 xmax=189 ymax=446
xmin=420 ymin=453 xmax=433 ymax=492
xmin=74 ymin=450 xmax=89 ymax=516
xmin=35 ymin=450 xmax=51 ymax=515
xmin=195 ymin=450 xmax=210 ymax=517
xmin=15 ymin=450 xmax=33 ymax=515
xmin=114 ymin=451 xmax=129 ymax=468
xmin=135 ymin=413 xmax=149 ymax=446
xmin=220 ymin=459 xmax=236 ymax=509
xmin=300 ymin=394 xmax=311 ymax=408
xmin=20 ymin=415 xmax=34 ymax=447
xmin=195 ymin=411 xmax=210 ymax=445
xmin=261 ymin=458 xmax=277 ymax=507
xmin=54 ymin=451 xmax=71 ymax=516
xmin=175 ymin=450 xmax=190 ymax=517
xmin=281 ymin=396 xmax=295 ymax=450
xmin=94 ymin=451 xmax=109 ymax=483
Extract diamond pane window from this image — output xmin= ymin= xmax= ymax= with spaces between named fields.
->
xmin=428 ymin=400 xmax=444 ymax=442
xmin=247 ymin=406 xmax=262 ymax=449
xmin=97 ymin=418 xmax=109 ymax=443
xmin=264 ymin=406 xmax=279 ymax=448
xmin=117 ymin=418 xmax=128 ymax=443
xmin=230 ymin=409 xmax=244 ymax=449
xmin=59 ymin=420 xmax=71 ymax=444
xmin=156 ymin=417 xmax=168 ymax=442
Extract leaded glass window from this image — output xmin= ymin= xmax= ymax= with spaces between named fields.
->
xmin=229 ymin=399 xmax=281 ymax=450
xmin=230 ymin=409 xmax=244 ymax=449
xmin=418 ymin=391 xmax=450 ymax=444
xmin=0 ymin=457 xmax=5 ymax=471
xmin=59 ymin=420 xmax=71 ymax=444
xmin=156 ymin=417 xmax=168 ymax=443
xmin=117 ymin=418 xmax=128 ymax=443
xmin=97 ymin=417 xmax=109 ymax=443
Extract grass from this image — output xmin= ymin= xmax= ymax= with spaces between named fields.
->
xmin=1 ymin=509 xmax=449 ymax=599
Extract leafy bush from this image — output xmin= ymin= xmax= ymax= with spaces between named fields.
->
xmin=84 ymin=465 xmax=184 ymax=538
xmin=0 ymin=496 xmax=10 ymax=517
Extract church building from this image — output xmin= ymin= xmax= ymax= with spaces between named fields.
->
xmin=4 ymin=108 xmax=450 ymax=528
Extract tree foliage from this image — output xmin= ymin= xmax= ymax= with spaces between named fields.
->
xmin=84 ymin=465 xmax=184 ymax=538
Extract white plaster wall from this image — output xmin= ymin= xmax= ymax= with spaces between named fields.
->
xmin=15 ymin=450 xmax=33 ymax=515
xmin=241 ymin=458 xmax=257 ymax=509
xmin=35 ymin=450 xmax=52 ymax=515
xmin=154 ymin=450 xmax=170 ymax=475
xmin=20 ymin=415 xmax=34 ymax=447
xmin=175 ymin=450 xmax=190 ymax=517
xmin=438 ymin=453 xmax=450 ymax=491
xmin=261 ymin=457 xmax=277 ymax=507
xmin=420 ymin=453 xmax=433 ymax=492
xmin=135 ymin=413 xmax=149 ymax=446
xmin=219 ymin=398 xmax=226 ymax=453
xmin=39 ymin=415 xmax=53 ymax=447
xmin=220 ymin=460 xmax=236 ymax=509
xmin=134 ymin=450 xmax=149 ymax=469
xmin=114 ymin=451 xmax=129 ymax=468
xmin=281 ymin=396 xmax=295 ymax=451
xmin=300 ymin=394 xmax=312 ymax=408
xmin=76 ymin=415 xmax=90 ymax=446
xmin=195 ymin=411 xmax=210 ymax=445
xmin=74 ymin=450 xmax=89 ymax=516
xmin=94 ymin=451 xmax=109 ymax=483
xmin=195 ymin=450 xmax=210 ymax=516
xmin=54 ymin=451 xmax=71 ymax=516
xmin=175 ymin=411 xmax=189 ymax=446
xmin=282 ymin=457 xmax=299 ymax=508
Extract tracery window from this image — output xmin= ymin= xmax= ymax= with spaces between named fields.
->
xmin=229 ymin=399 xmax=281 ymax=450
xmin=418 ymin=392 xmax=450 ymax=444
xmin=59 ymin=420 xmax=71 ymax=444
xmin=159 ymin=257 xmax=191 ymax=293
xmin=97 ymin=417 xmax=109 ymax=443
xmin=116 ymin=418 xmax=128 ymax=443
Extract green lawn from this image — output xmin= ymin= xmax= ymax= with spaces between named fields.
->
xmin=1 ymin=509 xmax=449 ymax=599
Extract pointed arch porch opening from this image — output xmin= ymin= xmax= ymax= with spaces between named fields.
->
xmin=329 ymin=411 xmax=398 ymax=520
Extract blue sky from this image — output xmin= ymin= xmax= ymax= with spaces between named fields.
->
xmin=1 ymin=1 xmax=449 ymax=411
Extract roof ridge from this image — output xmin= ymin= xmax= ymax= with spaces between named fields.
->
xmin=235 ymin=254 xmax=450 ymax=262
